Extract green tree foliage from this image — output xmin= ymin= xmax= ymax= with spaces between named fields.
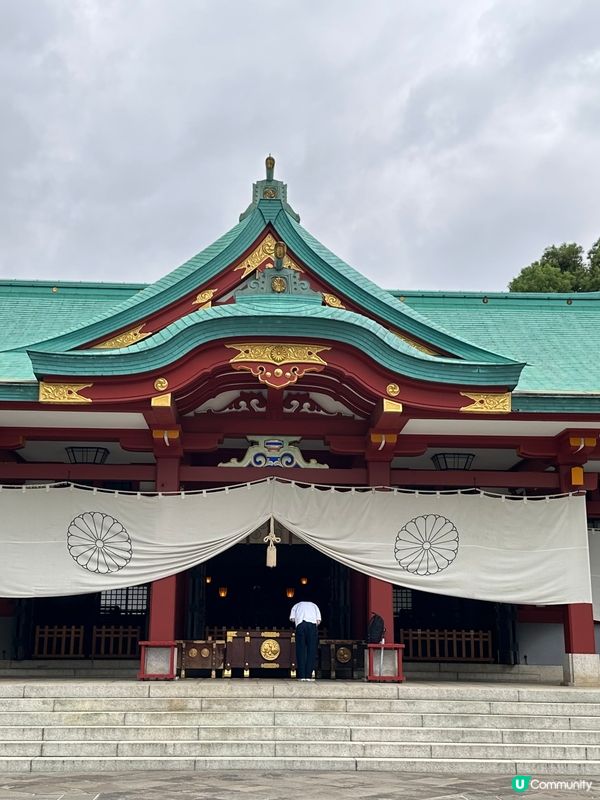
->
xmin=509 ymin=238 xmax=600 ymax=292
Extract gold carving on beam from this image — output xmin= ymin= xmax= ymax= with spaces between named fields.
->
xmin=227 ymin=343 xmax=328 ymax=366
xmin=151 ymin=393 xmax=172 ymax=407
xmin=227 ymin=343 xmax=329 ymax=389
xmin=154 ymin=377 xmax=169 ymax=392
xmin=92 ymin=325 xmax=151 ymax=349
xmin=323 ymin=293 xmax=345 ymax=309
xmin=383 ymin=399 xmax=403 ymax=413
xmin=193 ymin=288 xmax=217 ymax=308
xmin=260 ymin=639 xmax=281 ymax=661
xmin=460 ymin=392 xmax=512 ymax=414
xmin=234 ymin=233 xmax=302 ymax=279
xmin=391 ymin=330 xmax=438 ymax=356
xmin=39 ymin=382 xmax=93 ymax=404
xmin=386 ymin=383 xmax=400 ymax=397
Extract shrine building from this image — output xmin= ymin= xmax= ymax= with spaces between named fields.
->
xmin=0 ymin=156 xmax=599 ymax=686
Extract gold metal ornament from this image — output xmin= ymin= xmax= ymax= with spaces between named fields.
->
xmin=227 ymin=343 xmax=329 ymax=366
xmin=39 ymin=382 xmax=93 ymax=404
xmin=336 ymin=646 xmax=352 ymax=664
xmin=460 ymin=392 xmax=511 ymax=414
xmin=386 ymin=383 xmax=400 ymax=397
xmin=92 ymin=325 xmax=151 ymax=349
xmin=271 ymin=276 xmax=287 ymax=293
xmin=260 ymin=639 xmax=281 ymax=661
xmin=322 ymin=293 xmax=345 ymax=309
xmin=383 ymin=398 xmax=403 ymax=413
xmin=391 ymin=330 xmax=438 ymax=356
xmin=234 ymin=234 xmax=302 ymax=279
xmin=193 ymin=288 xmax=217 ymax=308
xmin=200 ymin=647 xmax=210 ymax=658
xmin=188 ymin=648 xmax=198 ymax=658
xmin=154 ymin=377 xmax=169 ymax=392
xmin=263 ymin=186 xmax=277 ymax=199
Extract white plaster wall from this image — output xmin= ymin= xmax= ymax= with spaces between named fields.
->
xmin=516 ymin=622 xmax=564 ymax=665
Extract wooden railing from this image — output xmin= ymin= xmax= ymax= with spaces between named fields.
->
xmin=34 ymin=625 xmax=85 ymax=658
xmin=398 ymin=628 xmax=493 ymax=662
xmin=92 ymin=625 xmax=140 ymax=658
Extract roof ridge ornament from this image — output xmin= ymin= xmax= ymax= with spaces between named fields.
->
xmin=235 ymin=239 xmax=321 ymax=302
xmin=239 ymin=155 xmax=300 ymax=222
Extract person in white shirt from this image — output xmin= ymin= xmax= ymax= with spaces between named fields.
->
xmin=289 ymin=597 xmax=322 ymax=681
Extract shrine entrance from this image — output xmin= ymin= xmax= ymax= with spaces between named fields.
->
xmin=184 ymin=532 xmax=351 ymax=641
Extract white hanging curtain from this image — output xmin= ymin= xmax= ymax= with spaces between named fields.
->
xmin=0 ymin=479 xmax=592 ymax=606
xmin=588 ymin=530 xmax=600 ymax=620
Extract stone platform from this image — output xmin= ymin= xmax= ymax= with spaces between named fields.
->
xmin=0 ymin=678 xmax=599 ymax=775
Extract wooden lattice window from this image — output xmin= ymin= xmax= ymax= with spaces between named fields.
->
xmin=99 ymin=585 xmax=148 ymax=616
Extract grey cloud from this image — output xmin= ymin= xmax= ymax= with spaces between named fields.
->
xmin=0 ymin=0 xmax=599 ymax=290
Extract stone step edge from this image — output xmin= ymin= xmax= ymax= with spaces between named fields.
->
xmin=2 ymin=739 xmax=595 ymax=748
xmin=3 ymin=756 xmax=600 ymax=775
xmin=9 ymin=724 xmax=597 ymax=731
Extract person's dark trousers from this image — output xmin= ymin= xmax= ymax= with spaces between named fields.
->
xmin=296 ymin=621 xmax=318 ymax=679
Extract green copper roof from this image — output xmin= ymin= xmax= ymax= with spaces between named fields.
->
xmin=0 ymin=280 xmax=145 ymax=353
xmin=1 ymin=159 xmax=600 ymax=413
xmin=395 ymin=291 xmax=600 ymax=397
xmin=27 ymin=299 xmax=524 ymax=388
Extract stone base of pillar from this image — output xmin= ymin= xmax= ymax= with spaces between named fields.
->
xmin=562 ymin=653 xmax=600 ymax=686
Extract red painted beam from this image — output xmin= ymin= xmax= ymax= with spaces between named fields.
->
xmin=391 ymin=469 xmax=597 ymax=490
xmin=0 ymin=464 xmax=155 ymax=480
xmin=183 ymin=416 xmax=367 ymax=437
xmin=179 ymin=466 xmax=368 ymax=485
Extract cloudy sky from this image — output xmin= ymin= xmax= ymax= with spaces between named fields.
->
xmin=1 ymin=0 xmax=599 ymax=291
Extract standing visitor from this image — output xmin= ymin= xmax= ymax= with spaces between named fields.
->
xmin=289 ymin=595 xmax=321 ymax=681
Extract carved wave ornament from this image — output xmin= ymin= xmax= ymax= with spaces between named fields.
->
xmin=219 ymin=436 xmax=328 ymax=469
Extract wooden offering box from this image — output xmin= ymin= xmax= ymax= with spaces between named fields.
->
xmin=319 ymin=639 xmax=365 ymax=679
xmin=224 ymin=630 xmax=296 ymax=677
xmin=178 ymin=640 xmax=226 ymax=678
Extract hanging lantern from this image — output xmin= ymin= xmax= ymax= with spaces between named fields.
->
xmin=264 ymin=517 xmax=281 ymax=568
xmin=218 ymin=586 xmax=228 ymax=598
xmin=205 ymin=576 xmax=212 ymax=584
xmin=286 ymin=587 xmax=295 ymax=598
xmin=300 ymin=577 xmax=308 ymax=585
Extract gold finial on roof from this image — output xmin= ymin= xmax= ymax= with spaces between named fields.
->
xmin=266 ymin=154 xmax=275 ymax=181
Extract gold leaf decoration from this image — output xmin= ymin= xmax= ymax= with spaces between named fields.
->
xmin=386 ymin=383 xmax=400 ymax=397
xmin=227 ymin=343 xmax=329 ymax=366
xmin=323 ymin=293 xmax=345 ymax=309
xmin=234 ymin=233 xmax=302 ymax=279
xmin=460 ymin=392 xmax=512 ymax=414
xmin=271 ymin=276 xmax=287 ymax=293
xmin=154 ymin=377 xmax=169 ymax=392
xmin=92 ymin=325 xmax=151 ymax=350
xmin=193 ymin=288 xmax=217 ymax=308
xmin=39 ymin=382 xmax=93 ymax=404
xmin=391 ymin=330 xmax=438 ymax=356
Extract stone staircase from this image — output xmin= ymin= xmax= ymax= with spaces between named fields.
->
xmin=0 ymin=679 xmax=600 ymax=774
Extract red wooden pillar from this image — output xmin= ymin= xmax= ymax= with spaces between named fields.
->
xmin=558 ymin=468 xmax=596 ymax=656
xmin=563 ymin=603 xmax=596 ymax=654
xmin=148 ymin=457 xmax=184 ymax=641
xmin=366 ymin=458 xmax=395 ymax=643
